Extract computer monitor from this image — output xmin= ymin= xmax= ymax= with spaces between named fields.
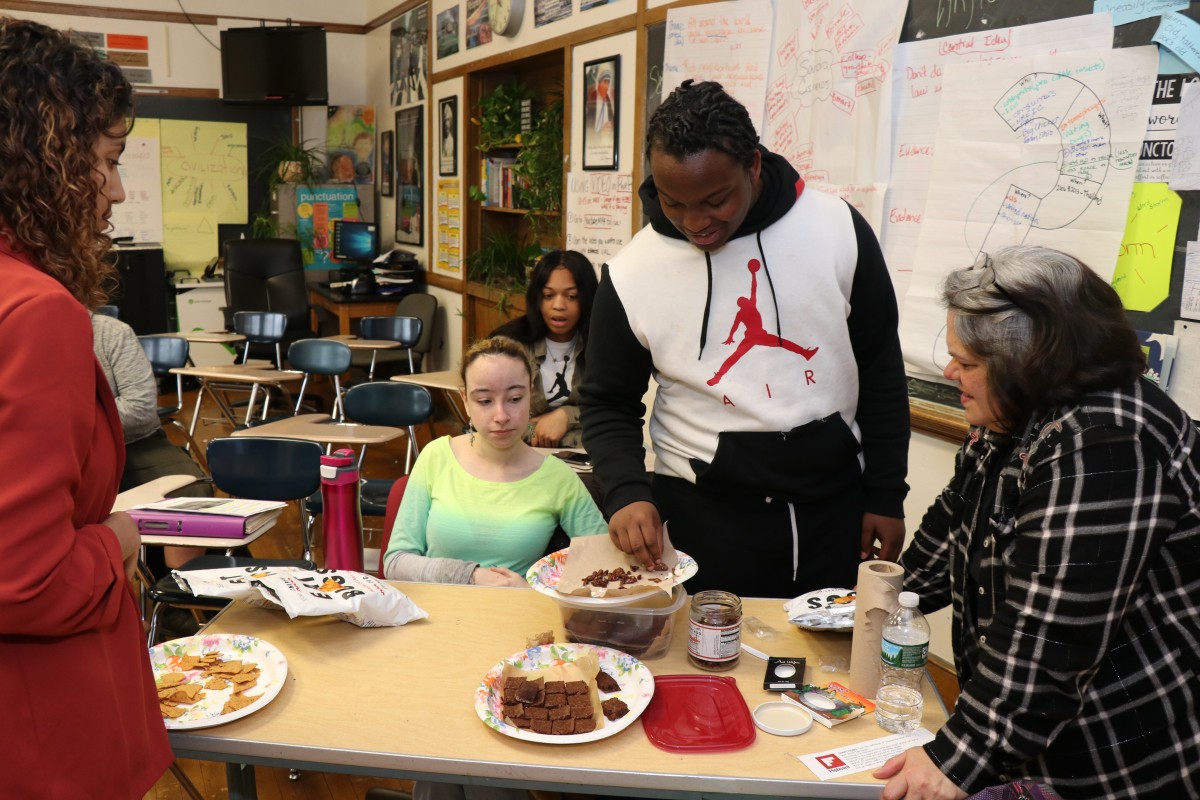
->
xmin=332 ymin=220 xmax=378 ymax=264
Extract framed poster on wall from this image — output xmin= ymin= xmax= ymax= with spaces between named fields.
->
xmin=439 ymin=96 xmax=458 ymax=177
xmin=582 ymin=56 xmax=619 ymax=170
xmin=395 ymin=106 xmax=424 ymax=245
xmin=379 ymin=130 xmax=394 ymax=197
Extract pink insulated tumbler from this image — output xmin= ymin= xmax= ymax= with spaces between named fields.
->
xmin=320 ymin=449 xmax=364 ymax=571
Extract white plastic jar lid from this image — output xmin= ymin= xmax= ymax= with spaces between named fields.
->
xmin=752 ymin=701 xmax=813 ymax=736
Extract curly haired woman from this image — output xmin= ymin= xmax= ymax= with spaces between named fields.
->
xmin=0 ymin=18 xmax=172 ymax=797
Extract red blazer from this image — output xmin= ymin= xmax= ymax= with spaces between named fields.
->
xmin=0 ymin=248 xmax=172 ymax=797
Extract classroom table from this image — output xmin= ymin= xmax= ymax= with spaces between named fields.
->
xmin=229 ymin=412 xmax=405 ymax=446
xmin=170 ymin=583 xmax=948 ymax=800
xmin=171 ymin=364 xmax=305 ymax=432
xmin=310 ymin=285 xmax=402 ymax=336
xmin=174 ymin=330 xmax=247 ymax=345
xmin=392 ymin=369 xmax=469 ymax=429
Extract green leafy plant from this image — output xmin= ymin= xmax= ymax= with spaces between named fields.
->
xmin=252 ymin=136 xmax=328 ymax=189
xmin=513 ymin=91 xmax=564 ymax=233
xmin=466 ymin=228 xmax=543 ymax=311
xmin=471 ymin=80 xmax=538 ymax=150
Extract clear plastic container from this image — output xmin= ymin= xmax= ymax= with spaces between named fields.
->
xmin=876 ymin=591 xmax=930 ymax=734
xmin=556 ymin=585 xmax=687 ymax=659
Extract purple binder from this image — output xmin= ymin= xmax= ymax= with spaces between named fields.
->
xmin=129 ymin=508 xmax=280 ymax=538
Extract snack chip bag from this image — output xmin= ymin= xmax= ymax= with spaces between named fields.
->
xmin=174 ymin=566 xmax=429 ymax=628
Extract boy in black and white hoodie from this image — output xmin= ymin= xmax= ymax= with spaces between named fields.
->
xmin=581 ymin=81 xmax=910 ymax=598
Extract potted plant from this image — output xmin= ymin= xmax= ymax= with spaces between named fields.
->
xmin=249 ymin=136 xmax=327 ymax=239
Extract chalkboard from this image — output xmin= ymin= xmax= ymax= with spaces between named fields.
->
xmin=132 ymin=94 xmax=292 ymax=221
xmin=900 ymin=3 xmax=1200 ymax=439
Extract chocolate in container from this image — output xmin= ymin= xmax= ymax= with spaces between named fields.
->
xmin=687 ymin=590 xmax=741 ymax=671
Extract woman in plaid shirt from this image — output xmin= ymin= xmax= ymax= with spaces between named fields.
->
xmin=877 ymin=245 xmax=1200 ymax=799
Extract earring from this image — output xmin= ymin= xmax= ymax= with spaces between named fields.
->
xmin=468 ymin=423 xmax=477 ymax=446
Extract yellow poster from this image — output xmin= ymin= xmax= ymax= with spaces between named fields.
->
xmin=159 ymin=120 xmax=248 ymax=274
xmin=1112 ymin=183 xmax=1181 ymax=312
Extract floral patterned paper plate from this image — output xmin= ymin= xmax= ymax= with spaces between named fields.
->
xmin=474 ymin=642 xmax=654 ymax=744
xmin=526 ymin=548 xmax=698 ymax=607
xmin=148 ymin=633 xmax=288 ymax=730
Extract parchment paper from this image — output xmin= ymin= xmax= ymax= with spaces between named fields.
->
xmin=501 ymin=652 xmax=603 ymax=728
xmin=555 ymin=531 xmax=680 ymax=598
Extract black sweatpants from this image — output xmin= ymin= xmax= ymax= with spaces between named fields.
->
xmin=653 ymin=474 xmax=863 ymax=600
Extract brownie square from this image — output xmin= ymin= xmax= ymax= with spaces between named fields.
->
xmin=544 ymin=692 xmax=566 ymax=708
xmin=594 ymin=670 xmax=620 ymax=694
xmin=545 ymin=680 xmax=566 ymax=694
xmin=526 ymin=706 xmax=549 ymax=720
xmin=531 ymin=718 xmax=553 ymax=734
xmin=549 ymin=705 xmax=571 ymax=720
xmin=569 ymin=704 xmax=593 ymax=719
xmin=515 ymin=718 xmax=533 ymax=729
xmin=502 ymin=686 xmax=518 ymax=703
xmin=601 ymin=698 xmax=629 ymax=721
xmin=564 ymin=680 xmax=588 ymax=696
xmin=574 ymin=717 xmax=597 ymax=733
xmin=552 ymin=719 xmax=575 ymax=735
xmin=515 ymin=677 xmax=543 ymax=704
xmin=568 ymin=694 xmax=592 ymax=709
xmin=501 ymin=702 xmax=524 ymax=719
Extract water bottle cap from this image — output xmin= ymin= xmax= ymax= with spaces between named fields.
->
xmin=898 ymin=591 xmax=919 ymax=607
xmin=320 ymin=449 xmax=356 ymax=467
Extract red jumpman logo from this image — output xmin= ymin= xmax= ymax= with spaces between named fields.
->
xmin=707 ymin=258 xmax=818 ymax=386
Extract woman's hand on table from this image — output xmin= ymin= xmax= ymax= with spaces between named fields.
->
xmin=472 ymin=566 xmax=529 ymax=587
xmin=874 ymin=746 xmax=967 ymax=800
xmin=531 ymin=409 xmax=569 ymax=447
xmin=608 ymin=501 xmax=663 ymax=569
xmin=103 ymin=511 xmax=142 ymax=582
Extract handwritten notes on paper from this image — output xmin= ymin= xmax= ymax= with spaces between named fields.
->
xmin=159 ymin=120 xmax=247 ymax=273
xmin=1169 ymin=82 xmax=1200 ymax=190
xmin=1094 ymin=0 xmax=1188 ymax=27
xmin=564 ymin=172 xmax=634 ymax=267
xmin=112 ymin=118 xmax=163 ymax=244
xmin=1154 ymin=12 xmax=1200 ymax=75
xmin=662 ymin=0 xmax=772 ymax=131
xmin=884 ymin=14 xmax=1114 ymax=296
xmin=759 ymin=0 xmax=907 ymax=231
xmin=1180 ymin=241 xmax=1200 ymax=319
xmin=1112 ymin=183 xmax=1181 ymax=311
xmin=899 ymin=45 xmax=1159 ymax=377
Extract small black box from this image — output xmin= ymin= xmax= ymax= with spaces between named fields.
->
xmin=763 ymin=656 xmax=806 ymax=691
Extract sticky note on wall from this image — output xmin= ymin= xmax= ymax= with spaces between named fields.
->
xmin=1111 ymin=182 xmax=1181 ymax=311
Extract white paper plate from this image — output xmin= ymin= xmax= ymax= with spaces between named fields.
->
xmin=149 ymin=633 xmax=288 ymax=730
xmin=526 ymin=547 xmax=698 ymax=607
xmin=474 ymin=642 xmax=653 ymax=744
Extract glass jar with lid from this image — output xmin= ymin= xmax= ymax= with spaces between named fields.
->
xmin=687 ymin=590 xmax=741 ymax=671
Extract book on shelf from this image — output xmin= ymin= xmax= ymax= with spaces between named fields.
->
xmin=129 ymin=497 xmax=287 ymax=539
xmin=782 ymin=682 xmax=876 ymax=728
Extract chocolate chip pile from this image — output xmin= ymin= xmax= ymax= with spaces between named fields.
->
xmin=580 ymin=562 xmax=670 ymax=589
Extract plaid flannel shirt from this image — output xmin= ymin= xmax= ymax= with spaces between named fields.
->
xmin=901 ymin=378 xmax=1200 ymax=798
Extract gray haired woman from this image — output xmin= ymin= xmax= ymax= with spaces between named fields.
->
xmin=877 ymin=244 xmax=1200 ymax=799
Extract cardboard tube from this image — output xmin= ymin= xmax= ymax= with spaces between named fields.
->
xmin=848 ymin=560 xmax=905 ymax=700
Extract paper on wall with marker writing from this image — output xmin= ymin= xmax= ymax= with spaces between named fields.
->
xmin=1169 ymin=83 xmax=1200 ymax=191
xmin=1169 ymin=318 xmax=1200 ymax=420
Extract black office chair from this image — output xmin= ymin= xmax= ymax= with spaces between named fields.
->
xmin=144 ymin=437 xmax=323 ymax=646
xmin=223 ymin=238 xmax=314 ymax=362
xmin=393 ymin=292 xmax=437 ymax=373
xmin=138 ymin=334 xmax=207 ymax=473
xmin=351 ymin=315 xmax=422 ymax=380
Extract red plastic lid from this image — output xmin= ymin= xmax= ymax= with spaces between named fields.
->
xmin=641 ymin=674 xmax=756 ymax=752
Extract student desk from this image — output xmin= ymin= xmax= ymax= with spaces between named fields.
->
xmin=230 ymin=412 xmax=405 ymax=446
xmin=392 ymin=369 xmax=469 ymax=429
xmin=171 ymin=583 xmax=948 ymax=800
xmin=171 ymin=364 xmax=305 ymax=432
xmin=310 ymin=285 xmax=402 ymax=336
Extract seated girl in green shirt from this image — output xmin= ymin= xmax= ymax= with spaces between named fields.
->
xmin=383 ymin=336 xmax=606 ymax=586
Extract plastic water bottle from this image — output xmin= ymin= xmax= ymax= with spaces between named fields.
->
xmin=320 ymin=449 xmax=364 ymax=572
xmin=876 ymin=591 xmax=930 ymax=733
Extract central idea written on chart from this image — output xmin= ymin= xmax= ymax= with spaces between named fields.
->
xmin=564 ymin=172 xmax=634 ymax=267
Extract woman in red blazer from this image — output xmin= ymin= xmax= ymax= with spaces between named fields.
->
xmin=0 ymin=18 xmax=172 ymax=797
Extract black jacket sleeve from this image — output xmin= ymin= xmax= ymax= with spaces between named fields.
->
xmin=580 ymin=265 xmax=656 ymax=518
xmin=845 ymin=204 xmax=910 ymax=518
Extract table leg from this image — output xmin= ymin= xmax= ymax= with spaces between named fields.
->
xmin=225 ymin=762 xmax=258 ymax=800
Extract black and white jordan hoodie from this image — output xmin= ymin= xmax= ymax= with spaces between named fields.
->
xmin=580 ymin=147 xmax=910 ymax=520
